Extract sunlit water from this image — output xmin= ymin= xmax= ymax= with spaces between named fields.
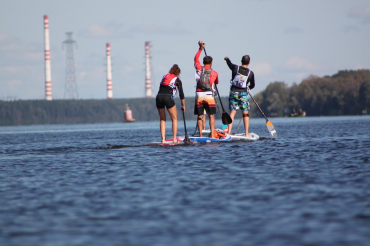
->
xmin=1 ymin=116 xmax=369 ymax=246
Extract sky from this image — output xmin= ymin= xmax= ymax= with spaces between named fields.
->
xmin=0 ymin=0 xmax=369 ymax=100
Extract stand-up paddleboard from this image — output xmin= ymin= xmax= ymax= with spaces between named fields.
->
xmin=200 ymin=129 xmax=221 ymax=135
xmin=148 ymin=136 xmax=188 ymax=146
xmin=201 ymin=129 xmax=259 ymax=141
xmin=230 ymin=132 xmax=259 ymax=141
xmin=188 ymin=134 xmax=231 ymax=143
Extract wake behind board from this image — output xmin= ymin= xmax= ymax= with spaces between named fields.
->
xmin=148 ymin=136 xmax=186 ymax=146
xmin=188 ymin=134 xmax=231 ymax=143
xmin=201 ymin=129 xmax=259 ymax=141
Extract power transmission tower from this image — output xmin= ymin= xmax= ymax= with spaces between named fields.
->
xmin=63 ymin=32 xmax=78 ymax=99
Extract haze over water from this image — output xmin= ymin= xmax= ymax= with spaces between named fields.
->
xmin=1 ymin=116 xmax=370 ymax=245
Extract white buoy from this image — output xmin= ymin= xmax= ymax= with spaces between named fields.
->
xmin=124 ymin=104 xmax=135 ymax=122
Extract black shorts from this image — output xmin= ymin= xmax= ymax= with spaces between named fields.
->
xmin=194 ymin=105 xmax=216 ymax=115
xmin=156 ymin=95 xmax=175 ymax=109
xmin=193 ymin=92 xmax=216 ymax=115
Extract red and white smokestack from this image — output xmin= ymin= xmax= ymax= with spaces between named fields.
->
xmin=145 ymin=41 xmax=152 ymax=98
xmin=44 ymin=15 xmax=52 ymax=100
xmin=106 ymin=43 xmax=113 ymax=99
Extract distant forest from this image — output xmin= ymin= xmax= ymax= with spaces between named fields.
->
xmin=254 ymin=69 xmax=370 ymax=117
xmin=1 ymin=69 xmax=369 ymax=126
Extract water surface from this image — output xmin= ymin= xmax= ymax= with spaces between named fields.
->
xmin=1 ymin=116 xmax=369 ymax=246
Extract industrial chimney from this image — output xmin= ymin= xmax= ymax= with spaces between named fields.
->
xmin=106 ymin=43 xmax=113 ymax=99
xmin=44 ymin=15 xmax=52 ymax=100
xmin=145 ymin=41 xmax=152 ymax=98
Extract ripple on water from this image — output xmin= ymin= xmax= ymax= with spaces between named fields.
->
xmin=1 ymin=117 xmax=370 ymax=245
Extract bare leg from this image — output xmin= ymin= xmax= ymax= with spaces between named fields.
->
xmin=167 ymin=105 xmax=178 ymax=143
xmin=197 ymin=116 xmax=203 ymax=137
xmin=228 ymin=110 xmax=237 ymax=134
xmin=158 ymin=108 xmax=166 ymax=142
xmin=209 ymin=114 xmax=215 ymax=138
xmin=243 ymin=111 xmax=252 ymax=138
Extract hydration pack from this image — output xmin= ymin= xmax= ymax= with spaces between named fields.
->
xmin=231 ymin=66 xmax=250 ymax=89
xmin=196 ymin=67 xmax=212 ymax=91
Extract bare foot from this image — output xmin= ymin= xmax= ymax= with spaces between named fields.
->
xmin=161 ymin=139 xmax=166 ymax=143
xmin=173 ymin=138 xmax=178 ymax=143
xmin=245 ymin=133 xmax=252 ymax=138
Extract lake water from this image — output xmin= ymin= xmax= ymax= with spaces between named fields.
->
xmin=1 ymin=116 xmax=370 ymax=246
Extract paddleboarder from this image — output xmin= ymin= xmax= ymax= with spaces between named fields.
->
xmin=156 ymin=64 xmax=185 ymax=143
xmin=224 ymin=55 xmax=255 ymax=137
xmin=194 ymin=40 xmax=219 ymax=138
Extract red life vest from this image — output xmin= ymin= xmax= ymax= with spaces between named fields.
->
xmin=211 ymin=130 xmax=226 ymax=139
xmin=161 ymin=73 xmax=178 ymax=96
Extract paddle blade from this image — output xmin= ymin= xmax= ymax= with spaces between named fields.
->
xmin=222 ymin=112 xmax=232 ymax=125
xmin=184 ymin=135 xmax=191 ymax=144
xmin=266 ymin=120 xmax=277 ymax=137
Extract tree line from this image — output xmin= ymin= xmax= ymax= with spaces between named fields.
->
xmin=253 ymin=69 xmax=370 ymax=117
xmin=0 ymin=97 xmax=227 ymax=126
xmin=1 ymin=69 xmax=369 ymax=126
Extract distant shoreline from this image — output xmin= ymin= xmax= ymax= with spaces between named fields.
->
xmin=1 ymin=69 xmax=369 ymax=126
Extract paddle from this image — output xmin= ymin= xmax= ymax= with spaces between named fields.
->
xmin=247 ymin=90 xmax=277 ymax=137
xmin=192 ymin=122 xmax=198 ymax=136
xmin=234 ymin=117 xmax=242 ymax=134
xmin=214 ymin=92 xmax=229 ymax=129
xmin=182 ymin=110 xmax=191 ymax=143
xmin=203 ymin=47 xmax=232 ymax=125
xmin=192 ymin=116 xmax=202 ymax=136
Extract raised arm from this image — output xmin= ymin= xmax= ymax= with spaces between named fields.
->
xmin=224 ymin=57 xmax=235 ymax=70
xmin=194 ymin=40 xmax=205 ymax=71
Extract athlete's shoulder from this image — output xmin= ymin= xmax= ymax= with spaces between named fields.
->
xmin=240 ymin=66 xmax=253 ymax=75
xmin=211 ymin=69 xmax=218 ymax=76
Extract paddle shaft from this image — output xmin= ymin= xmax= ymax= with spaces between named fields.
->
xmin=234 ymin=117 xmax=242 ymax=134
xmin=248 ymin=91 xmax=269 ymax=123
xmin=214 ymin=94 xmax=226 ymax=122
xmin=192 ymin=123 xmax=198 ymax=136
xmin=248 ymin=90 xmax=277 ymax=137
xmin=182 ymin=110 xmax=190 ymax=142
xmin=182 ymin=111 xmax=187 ymax=136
